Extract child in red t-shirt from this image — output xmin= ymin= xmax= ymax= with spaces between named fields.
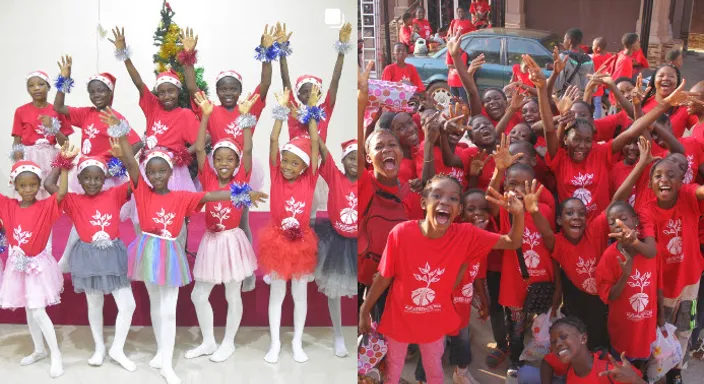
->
xmin=470 ymin=0 xmax=490 ymax=29
xmin=379 ymin=110 xmax=422 ymax=185
xmin=687 ymin=81 xmax=704 ymax=141
xmin=641 ymin=65 xmax=691 ymax=138
xmin=516 ymin=351 xmax=569 ymax=383
xmin=412 ymin=7 xmax=432 ymax=40
xmin=382 ymin=43 xmax=426 ymax=94
xmin=359 ymin=174 xmax=525 ymax=384
xmin=448 ymin=7 xmax=474 ymax=36
xmin=590 ymin=37 xmax=613 ymax=119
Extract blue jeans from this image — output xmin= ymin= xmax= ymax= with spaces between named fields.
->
xmin=517 ymin=365 xmax=566 ymax=384
xmin=593 ymin=95 xmax=603 ymax=119
xmin=415 ymin=325 xmax=472 ymax=381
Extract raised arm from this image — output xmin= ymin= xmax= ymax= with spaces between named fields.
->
xmin=524 ymin=55 xmax=557 ymax=158
xmin=258 ymin=25 xmax=276 ymax=100
xmin=55 ymin=143 xmax=79 ymax=203
xmin=523 ymin=180 xmax=555 ymax=250
xmin=546 ymin=47 xmax=566 ymax=97
xmin=200 ymin=189 xmax=268 ymax=206
xmin=43 ymin=168 xmax=61 ymax=196
xmin=192 ymin=91 xmax=213 ymax=171
xmin=270 ymin=89 xmax=292 ymax=166
xmin=307 ymin=86 xmax=322 ymax=174
xmin=101 ymin=107 xmax=140 ymax=187
xmin=358 ymin=61 xmax=373 ymax=175
xmin=276 ymin=23 xmax=293 ymax=92
xmin=613 ymin=137 xmax=656 ymax=202
xmin=109 ymin=27 xmax=146 ymax=97
xmin=650 ymin=122 xmax=685 ymax=155
xmin=327 ymin=23 xmax=352 ymax=108
xmin=420 ymin=112 xmax=446 ymax=183
xmin=446 ymin=31 xmax=483 ymax=115
xmin=495 ymin=91 xmax=526 ymax=135
xmin=486 ymin=134 xmax=522 ymax=218
xmin=485 ymin=189 xmax=525 ymax=250
xmin=179 ymin=27 xmax=200 ymax=97
xmin=53 ymin=55 xmax=72 ymax=115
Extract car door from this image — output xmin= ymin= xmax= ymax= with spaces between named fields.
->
xmin=461 ymin=36 xmax=504 ymax=91
xmin=506 ymin=37 xmax=554 ymax=82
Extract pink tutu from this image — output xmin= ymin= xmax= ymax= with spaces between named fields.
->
xmin=126 ymin=164 xmax=196 ymax=225
xmin=194 ymin=228 xmax=257 ymax=284
xmin=20 ymin=143 xmax=60 ymax=201
xmin=0 ymin=247 xmax=64 ymax=309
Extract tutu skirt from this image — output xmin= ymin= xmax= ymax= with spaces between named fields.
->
xmin=313 ymin=219 xmax=357 ymax=298
xmin=194 ymin=228 xmax=257 ymax=284
xmin=127 ymin=233 xmax=191 ymax=287
xmin=126 ymin=164 xmax=196 ymax=225
xmin=70 ymin=239 xmax=130 ymax=294
xmin=258 ymin=225 xmax=317 ymax=282
xmin=0 ymin=247 xmax=64 ymax=309
xmin=21 ymin=143 xmax=60 ymax=201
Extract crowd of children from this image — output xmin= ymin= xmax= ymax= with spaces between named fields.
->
xmin=1 ymin=21 xmax=356 ymax=384
xmin=359 ymin=21 xmax=704 ymax=384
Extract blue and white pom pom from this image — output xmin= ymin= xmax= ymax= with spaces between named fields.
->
xmin=0 ymin=229 xmax=7 ymax=254
xmin=42 ymin=117 xmax=61 ymax=136
xmin=107 ymin=157 xmax=127 ymax=178
xmin=115 ymin=46 xmax=132 ymax=62
xmin=55 ymin=75 xmax=75 ymax=93
xmin=235 ymin=113 xmax=257 ymax=129
xmin=230 ymin=182 xmax=253 ymax=209
xmin=8 ymin=144 xmax=25 ymax=161
xmin=255 ymin=44 xmax=279 ymax=63
xmin=296 ymin=105 xmax=327 ymax=125
xmin=107 ymin=119 xmax=130 ymax=138
xmin=271 ymin=41 xmax=292 ymax=59
xmin=272 ymin=104 xmax=291 ymax=121
xmin=333 ymin=40 xmax=352 ymax=55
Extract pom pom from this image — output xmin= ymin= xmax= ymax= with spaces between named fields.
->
xmin=254 ymin=44 xmax=279 ymax=62
xmin=333 ymin=40 xmax=352 ymax=55
xmin=275 ymin=41 xmax=292 ymax=58
xmin=230 ymin=182 xmax=253 ymax=209
xmin=177 ymin=49 xmax=198 ymax=65
xmin=171 ymin=148 xmax=193 ymax=167
xmin=51 ymin=153 xmax=75 ymax=170
xmin=296 ymin=105 xmax=327 ymax=125
xmin=107 ymin=157 xmax=127 ymax=178
xmin=55 ymin=75 xmax=75 ymax=93
xmin=235 ymin=113 xmax=257 ymax=129
xmin=42 ymin=117 xmax=61 ymax=136
xmin=0 ymin=229 xmax=7 ymax=254
xmin=115 ymin=46 xmax=132 ymax=62
xmin=272 ymin=104 xmax=291 ymax=121
xmin=107 ymin=119 xmax=130 ymax=138
xmin=9 ymin=144 xmax=25 ymax=161
xmin=283 ymin=226 xmax=303 ymax=241
xmin=11 ymin=253 xmax=29 ymax=272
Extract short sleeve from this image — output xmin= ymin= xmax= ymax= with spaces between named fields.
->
xmin=597 ymin=140 xmax=614 ymax=165
xmin=112 ymin=182 xmax=131 ymax=206
xmin=67 ymin=106 xmax=90 ymax=127
xmin=198 ymin=159 xmax=216 ymax=187
xmin=42 ymin=193 xmax=62 ymax=222
xmin=139 ymin=84 xmax=158 ymax=117
xmin=637 ymin=207 xmax=656 ymax=239
xmin=180 ymin=110 xmax=200 ymax=144
xmin=589 ymin=212 xmax=609 ymax=237
xmin=319 ymin=153 xmax=340 ymax=185
xmin=11 ymin=107 xmax=23 ymax=136
xmin=544 ymin=146 xmax=566 ymax=171
xmin=126 ymin=127 xmax=142 ymax=146
xmin=250 ymin=85 xmax=266 ymax=117
xmin=378 ymin=225 xmax=399 ymax=278
xmin=0 ymin=195 xmax=12 ymax=222
xmin=61 ymin=192 xmax=78 ymax=218
xmin=465 ymin=225 xmax=501 ymax=264
xmin=594 ymin=113 xmax=628 ymax=142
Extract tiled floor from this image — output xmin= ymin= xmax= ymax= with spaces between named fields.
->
xmin=0 ymin=324 xmax=356 ymax=383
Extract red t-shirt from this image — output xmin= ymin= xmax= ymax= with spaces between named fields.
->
xmin=651 ymin=137 xmax=704 ymax=184
xmin=638 ymin=184 xmax=704 ymax=298
xmin=691 ymin=121 xmax=704 ymax=142
xmin=484 ymin=218 xmax=504 ymax=272
xmin=198 ymin=160 xmax=250 ymax=232
xmin=630 ymin=49 xmax=650 ymax=69
xmin=360 ymin=170 xmax=423 ymax=222
xmin=511 ymin=65 xmax=535 ymax=88
xmin=452 ymin=258 xmax=487 ymax=331
xmin=288 ymin=90 xmax=335 ymax=142
xmin=381 ymin=63 xmax=426 ymax=92
xmin=594 ymin=110 xmax=632 ymax=142
xmin=499 ymin=204 xmax=556 ymax=307
xmin=12 ymin=103 xmax=73 ymax=146
xmin=461 ymin=146 xmax=496 ymax=189
xmin=269 ymin=155 xmax=319 ymax=231
xmin=481 ymin=106 xmax=523 ymax=134
xmin=546 ymin=141 xmax=614 ymax=220
xmin=67 ymin=107 xmax=141 ymax=161
xmin=591 ymin=53 xmax=614 ymax=97
xmin=551 ymin=213 xmax=609 ymax=295
xmin=446 ymin=51 xmax=469 ymax=88
xmin=610 ymin=160 xmax=636 ymax=205
xmin=470 ymin=1 xmax=490 ymax=16
xmin=377 ymin=221 xmax=499 ymax=343
xmin=131 ymin=175 xmax=205 ymax=238
xmin=139 ymin=85 xmax=199 ymax=152
xmin=596 ymin=243 xmax=659 ymax=359
xmin=567 ymin=354 xmax=641 ymax=383
xmin=320 ymin=154 xmax=358 ymax=238
xmin=613 ymin=52 xmax=634 ymax=82
xmin=0 ymin=194 xmax=62 ymax=256
xmin=413 ymin=19 xmax=432 ymax=40
xmin=544 ymin=352 xmax=569 ymax=377
xmin=399 ymin=25 xmax=414 ymax=51
xmin=191 ymin=85 xmax=266 ymax=148
xmin=398 ymin=157 xmax=418 ymax=184
xmin=63 ymin=183 xmax=130 ymax=243
xmin=448 ymin=19 xmax=475 ymax=35
xmin=642 ymin=98 xmax=690 ymax=139
xmin=414 ymin=144 xmax=471 ymax=190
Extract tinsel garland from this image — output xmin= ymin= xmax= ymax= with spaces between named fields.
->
xmin=229 ymin=182 xmax=253 ymax=209
xmin=254 ymin=44 xmax=279 ymax=62
xmin=275 ymin=41 xmax=292 ymax=58
xmin=235 ymin=113 xmax=257 ymax=129
xmin=8 ymin=144 xmax=25 ymax=161
xmin=107 ymin=119 xmax=130 ymax=138
xmin=42 ymin=117 xmax=61 ymax=136
xmin=177 ymin=49 xmax=198 ymax=65
xmin=0 ymin=229 xmax=7 ymax=254
xmin=55 ymin=75 xmax=75 ymax=93
xmin=296 ymin=105 xmax=327 ymax=125
xmin=171 ymin=147 xmax=193 ymax=167
xmin=115 ymin=47 xmax=132 ymax=62
xmin=333 ymin=41 xmax=352 ymax=55
xmin=271 ymin=104 xmax=291 ymax=121
xmin=51 ymin=153 xmax=75 ymax=170
xmin=107 ymin=157 xmax=127 ymax=178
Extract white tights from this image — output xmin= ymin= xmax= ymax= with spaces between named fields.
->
xmin=186 ymin=281 xmax=244 ymax=362
xmin=22 ymin=307 xmax=63 ymax=378
xmin=264 ymin=278 xmax=309 ymax=364
xmin=85 ymin=287 xmax=136 ymax=371
xmin=327 ymin=296 xmax=349 ymax=357
xmin=145 ymin=283 xmax=181 ymax=384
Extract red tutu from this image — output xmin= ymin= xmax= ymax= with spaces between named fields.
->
xmin=258 ymin=225 xmax=318 ymax=281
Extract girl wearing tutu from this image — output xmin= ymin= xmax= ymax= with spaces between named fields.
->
xmin=43 ymin=137 xmax=137 ymax=371
xmin=10 ymin=70 xmax=73 ymax=200
xmin=185 ymin=92 xmax=260 ymax=362
xmin=0 ymin=144 xmax=79 ymax=378
xmin=259 ymin=87 xmax=321 ymax=364
xmin=314 ymin=138 xmax=358 ymax=358
xmin=106 ymin=109 xmax=266 ymax=384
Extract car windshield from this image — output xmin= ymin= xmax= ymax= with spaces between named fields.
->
xmin=541 ymin=35 xmax=561 ymax=52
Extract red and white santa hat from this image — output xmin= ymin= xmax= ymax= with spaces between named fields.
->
xmin=155 ymin=69 xmax=182 ymax=90
xmin=215 ymin=70 xmax=243 ymax=85
xmin=26 ymin=70 xmax=50 ymax=85
xmin=9 ymin=160 xmax=42 ymax=185
xmin=295 ymin=75 xmax=323 ymax=94
xmin=77 ymin=156 xmax=108 ymax=175
xmin=213 ymin=138 xmax=243 ymax=160
xmin=341 ymin=139 xmax=358 ymax=159
xmin=282 ymin=137 xmax=312 ymax=167
xmin=143 ymin=149 xmax=173 ymax=169
xmin=87 ymin=72 xmax=117 ymax=91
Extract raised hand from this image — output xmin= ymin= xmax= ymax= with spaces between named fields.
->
xmin=57 ymin=55 xmax=72 ymax=78
xmin=249 ymin=191 xmax=269 ymax=208
xmin=38 ymin=115 xmax=53 ymax=129
xmin=194 ymin=91 xmax=214 ymax=116
xmin=108 ymin=27 xmax=127 ymax=50
xmin=109 ymin=137 xmax=123 ymax=158
xmin=179 ymin=27 xmax=198 ymax=52
xmin=468 ymin=53 xmax=486 ymax=76
xmin=598 ymin=353 xmax=645 ymax=383
xmin=520 ymin=180 xmax=544 ymax=214
xmin=664 ymin=79 xmax=689 ymax=106
xmin=99 ymin=106 xmax=120 ymax=127
xmin=446 ymin=30 xmax=462 ymax=57
xmin=307 ymin=84 xmax=321 ymax=106
xmin=423 ymin=111 xmax=443 ymax=144
xmin=616 ymin=247 xmax=633 ymax=276
xmin=442 ymin=103 xmax=468 ymax=132
xmin=339 ymin=22 xmax=352 ymax=43
xmin=552 ymin=47 xmax=567 ymax=75
xmin=557 ymin=110 xmax=576 ymax=127
xmin=409 ymin=178 xmax=424 ymax=193
xmin=359 ymin=60 xmax=374 ymax=93
xmin=608 ymin=219 xmax=639 ymax=247
xmin=637 ymin=136 xmax=660 ymax=164
xmin=275 ymin=22 xmax=292 ymax=44
xmin=274 ymin=88 xmax=292 ymax=107
xmin=555 ymin=84 xmax=580 ymax=114
xmin=60 ymin=142 xmax=80 ymax=159
xmin=469 ymin=150 xmax=489 ymax=176
xmin=486 ymin=187 xmax=527 ymax=215
xmin=493 ymin=134 xmax=522 ymax=171
xmin=238 ymin=93 xmax=260 ymax=115
xmin=523 ymin=54 xmax=546 ymax=88
xmin=508 ymin=89 xmax=529 ymax=111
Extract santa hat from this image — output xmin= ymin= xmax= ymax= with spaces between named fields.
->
xmin=154 ymin=69 xmax=182 ymax=90
xmin=9 ymin=160 xmax=42 ymax=185
xmin=26 ymin=70 xmax=50 ymax=85
xmin=212 ymin=138 xmax=243 ymax=160
xmin=77 ymin=156 xmax=108 ymax=175
xmin=87 ymin=72 xmax=116 ymax=91
xmin=215 ymin=70 xmax=243 ymax=86
xmin=282 ymin=137 xmax=312 ymax=167
xmin=341 ymin=139 xmax=358 ymax=159
xmin=143 ymin=149 xmax=173 ymax=169
xmin=295 ymin=75 xmax=323 ymax=94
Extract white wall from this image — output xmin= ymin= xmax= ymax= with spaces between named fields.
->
xmin=0 ymin=0 xmax=357 ymax=211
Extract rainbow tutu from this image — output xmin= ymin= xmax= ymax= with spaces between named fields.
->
xmin=127 ymin=233 xmax=191 ymax=287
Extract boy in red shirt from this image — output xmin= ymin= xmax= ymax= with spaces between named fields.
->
xmin=381 ymin=43 xmax=426 ymax=96
xmin=412 ymin=7 xmax=432 ymax=40
xmin=613 ymin=33 xmax=639 ymax=81
xmin=448 ymin=7 xmax=474 ymax=36
xmin=398 ymin=13 xmax=416 ymax=53
xmin=590 ymin=37 xmax=613 ymax=119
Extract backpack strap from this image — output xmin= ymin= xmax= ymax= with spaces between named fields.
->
xmin=561 ymin=56 xmax=583 ymax=95
xmin=509 ymin=213 xmax=530 ymax=279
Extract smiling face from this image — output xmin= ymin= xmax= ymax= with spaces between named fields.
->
xmin=14 ymin=172 xmax=41 ymax=203
xmin=616 ymin=80 xmax=635 ymax=106
xmin=469 ymin=115 xmax=497 ymax=148
xmin=654 ymin=66 xmax=678 ymax=99
xmin=503 ymin=166 xmax=534 ymax=200
xmin=462 ymin=192 xmax=489 ymax=227
xmin=87 ymin=80 xmax=112 ymax=109
xmin=483 ymin=89 xmax=507 ymax=121
xmin=521 ymin=100 xmax=540 ymax=125
xmin=367 ymin=130 xmax=402 ymax=179
xmin=509 ymin=123 xmax=533 ymax=144
xmin=650 ymin=159 xmax=683 ymax=204
xmin=216 ymin=77 xmax=242 ymax=109
xmin=213 ymin=147 xmax=240 ymax=181
xmin=156 ymin=83 xmax=180 ymax=111
xmin=509 ymin=142 xmax=537 ymax=167
xmin=145 ymin=157 xmax=172 ymax=190
xmin=390 ymin=112 xmax=419 ymax=148
xmin=421 ymin=178 xmax=462 ymax=230
xmin=621 ymin=138 xmax=640 ymax=165
xmin=280 ymin=150 xmax=308 ymax=181
xmin=26 ymin=77 xmax=49 ymax=103
xmin=342 ymin=150 xmax=358 ymax=178
xmin=78 ymin=166 xmax=106 ymax=196
xmin=558 ymin=198 xmax=587 ymax=241
xmin=550 ymin=323 xmax=587 ymax=364
xmin=565 ymin=123 xmax=594 ymax=163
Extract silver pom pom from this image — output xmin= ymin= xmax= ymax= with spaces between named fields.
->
xmin=272 ymin=104 xmax=291 ymax=121
xmin=43 ymin=117 xmax=61 ymax=136
xmin=107 ymin=120 xmax=130 ymax=138
xmin=333 ymin=40 xmax=352 ymax=55
xmin=235 ymin=113 xmax=257 ymax=129
xmin=8 ymin=144 xmax=25 ymax=161
xmin=115 ymin=46 xmax=132 ymax=62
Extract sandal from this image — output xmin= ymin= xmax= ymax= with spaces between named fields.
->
xmin=486 ymin=347 xmax=507 ymax=369
xmin=691 ymin=338 xmax=704 ymax=360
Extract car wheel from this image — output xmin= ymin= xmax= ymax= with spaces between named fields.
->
xmin=427 ymin=82 xmax=452 ymax=109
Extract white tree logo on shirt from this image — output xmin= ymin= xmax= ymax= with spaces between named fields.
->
xmin=13 ymin=225 xmax=32 ymax=246
xmin=461 ymin=263 xmax=481 ymax=298
xmin=82 ymin=124 xmax=99 ymax=155
xmin=281 ymin=197 xmax=305 ymax=230
xmin=662 ymin=219 xmax=683 ymax=256
xmin=412 ymin=262 xmax=445 ymax=306
xmin=522 ymin=228 xmax=542 ymax=269
xmin=89 ymin=210 xmax=112 ymax=243
xmin=627 ymin=269 xmax=651 ymax=313
xmin=575 ymin=257 xmax=597 ymax=294
xmin=146 ymin=121 xmax=169 ymax=149
xmin=684 ymin=155 xmax=694 ymax=184
xmin=210 ymin=203 xmax=231 ymax=231
xmin=340 ymin=192 xmax=358 ymax=225
xmin=152 ymin=208 xmax=176 ymax=238
xmin=11 ymin=225 xmax=33 ymax=272
xmin=571 ymin=173 xmax=594 ymax=207
xmin=224 ymin=121 xmax=243 ymax=139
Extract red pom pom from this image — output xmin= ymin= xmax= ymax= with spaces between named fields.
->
xmin=172 ymin=147 xmax=193 ymax=167
xmin=177 ymin=49 xmax=198 ymax=66
xmin=51 ymin=154 xmax=75 ymax=171
xmin=283 ymin=226 xmax=303 ymax=241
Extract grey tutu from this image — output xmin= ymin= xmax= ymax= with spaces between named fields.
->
xmin=69 ymin=239 xmax=130 ymax=294
xmin=313 ymin=219 xmax=357 ymax=298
